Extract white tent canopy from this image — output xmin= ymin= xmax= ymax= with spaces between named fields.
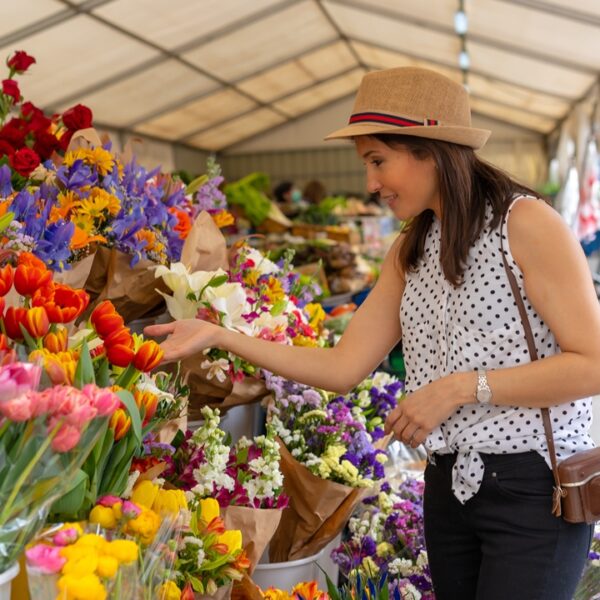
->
xmin=2 ymin=0 xmax=599 ymax=153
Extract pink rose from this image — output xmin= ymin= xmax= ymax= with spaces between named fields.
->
xmin=65 ymin=399 xmax=97 ymax=428
xmin=0 ymin=362 xmax=40 ymax=400
xmin=52 ymin=527 xmax=79 ymax=546
xmin=49 ymin=420 xmax=81 ymax=452
xmin=81 ymin=384 xmax=120 ymax=416
xmin=25 ymin=544 xmax=65 ymax=574
xmin=122 ymin=500 xmax=142 ymax=519
xmin=0 ymin=393 xmax=32 ymax=421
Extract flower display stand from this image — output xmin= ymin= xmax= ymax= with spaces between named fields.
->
xmin=0 ymin=564 xmax=19 ymax=600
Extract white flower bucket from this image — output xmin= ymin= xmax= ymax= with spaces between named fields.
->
xmin=252 ymin=548 xmax=327 ymax=590
xmin=0 ymin=563 xmax=19 ymax=600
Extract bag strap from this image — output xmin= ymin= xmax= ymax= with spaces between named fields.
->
xmin=499 ymin=209 xmax=566 ymax=517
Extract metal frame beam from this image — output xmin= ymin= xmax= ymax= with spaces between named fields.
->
xmin=325 ymin=0 xmax=598 ymax=74
xmin=497 ymin=0 xmax=600 ymax=28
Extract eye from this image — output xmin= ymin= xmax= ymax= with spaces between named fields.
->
xmin=370 ymin=159 xmax=383 ymax=167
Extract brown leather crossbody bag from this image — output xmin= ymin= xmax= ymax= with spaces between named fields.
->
xmin=501 ymin=223 xmax=600 ymax=523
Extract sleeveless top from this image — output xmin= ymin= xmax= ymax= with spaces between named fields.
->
xmin=400 ymin=196 xmax=595 ymax=503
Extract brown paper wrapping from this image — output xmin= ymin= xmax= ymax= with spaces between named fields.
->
xmin=53 ymin=252 xmax=97 ymax=290
xmin=222 ymin=505 xmax=282 ymax=575
xmin=232 ymin=574 xmax=263 ymax=600
xmin=184 ymin=361 xmax=269 ymax=419
xmin=195 ymin=583 xmax=232 ymax=600
xmin=181 ymin=210 xmax=228 ymax=272
xmin=269 ymin=434 xmax=392 ymax=562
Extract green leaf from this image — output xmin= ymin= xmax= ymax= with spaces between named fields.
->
xmin=50 ymin=469 xmax=88 ymax=518
xmin=185 ymin=174 xmax=209 ymax=196
xmin=74 ymin=340 xmax=95 ymax=388
xmin=0 ymin=211 xmax=14 ymax=233
xmin=116 ymin=389 xmax=142 ymax=443
xmin=270 ymin=299 xmax=287 ymax=317
xmin=207 ymin=274 xmax=228 ymax=287
xmin=18 ymin=324 xmax=38 ymax=352
xmin=95 ymin=357 xmax=110 ymax=388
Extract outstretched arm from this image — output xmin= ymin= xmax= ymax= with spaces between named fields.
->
xmin=145 ymin=236 xmax=406 ymax=394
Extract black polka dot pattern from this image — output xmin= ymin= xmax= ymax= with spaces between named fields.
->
xmin=399 ymin=198 xmax=594 ymax=503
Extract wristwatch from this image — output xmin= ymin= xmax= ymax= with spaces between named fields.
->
xmin=475 ymin=369 xmax=492 ymax=404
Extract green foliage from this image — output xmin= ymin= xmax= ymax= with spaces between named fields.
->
xmin=224 ymin=172 xmax=272 ymax=226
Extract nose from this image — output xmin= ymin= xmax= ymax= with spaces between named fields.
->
xmin=366 ymin=171 xmax=382 ymax=194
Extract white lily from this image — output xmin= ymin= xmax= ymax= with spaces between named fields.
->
xmin=201 ymin=358 xmax=230 ymax=383
xmin=205 ymin=283 xmax=255 ymax=335
xmin=157 ymin=288 xmax=198 ymax=320
xmin=242 ymin=247 xmax=280 ymax=276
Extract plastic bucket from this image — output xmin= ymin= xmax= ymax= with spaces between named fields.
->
xmin=0 ymin=563 xmax=19 ymax=600
xmin=252 ymin=549 xmax=327 ymax=590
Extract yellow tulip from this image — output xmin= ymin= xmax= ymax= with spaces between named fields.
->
xmin=106 ymin=540 xmax=139 ymax=564
xmin=199 ymin=498 xmax=220 ymax=524
xmin=158 ymin=580 xmax=182 ymax=600
xmin=217 ymin=530 xmax=242 ymax=554
xmin=131 ymin=480 xmax=159 ymax=510
xmin=153 ymin=490 xmax=180 ymax=516
xmin=89 ymin=505 xmax=117 ymax=530
xmin=57 ymin=573 xmax=107 ymax=600
xmin=96 ymin=555 xmax=119 ymax=579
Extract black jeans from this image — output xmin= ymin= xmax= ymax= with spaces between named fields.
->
xmin=424 ymin=451 xmax=593 ymax=600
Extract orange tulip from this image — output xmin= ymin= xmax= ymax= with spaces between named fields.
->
xmin=109 ymin=408 xmax=131 ymax=441
xmin=0 ymin=296 xmax=4 ymax=319
xmin=17 ymin=252 xmax=47 ymax=270
xmin=106 ymin=344 xmax=135 ymax=368
xmin=35 ymin=284 xmax=89 ymax=324
xmin=0 ymin=264 xmax=13 ymax=296
xmin=24 ymin=306 xmax=50 ymax=338
xmin=91 ymin=301 xmax=124 ymax=338
xmin=134 ymin=389 xmax=158 ymax=425
xmin=14 ymin=262 xmax=52 ymax=297
xmin=133 ymin=340 xmax=163 ymax=372
xmin=3 ymin=306 xmax=27 ymax=340
xmin=0 ymin=333 xmax=9 ymax=351
xmin=43 ymin=326 xmax=68 ymax=353
xmin=30 ymin=349 xmax=78 ymax=385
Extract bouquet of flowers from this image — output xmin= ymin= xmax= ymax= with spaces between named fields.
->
xmin=155 ymin=243 xmax=326 ymax=415
xmin=0 ymin=50 xmax=95 ymax=188
xmin=26 ymin=479 xmax=186 ymax=599
xmin=161 ymin=406 xmax=288 ymax=572
xmin=331 ymin=478 xmax=434 ymax=600
xmin=261 ymin=581 xmax=329 ymax=600
xmin=162 ymin=497 xmax=250 ymax=599
xmin=0 ymin=360 xmax=121 ymax=572
xmin=265 ymin=371 xmax=403 ymax=561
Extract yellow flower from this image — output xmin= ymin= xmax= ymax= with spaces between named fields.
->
xmin=263 ymin=588 xmax=292 ymax=600
xmin=361 ymin=556 xmax=380 ymax=578
xmin=89 ymin=147 xmax=116 ymax=176
xmin=75 ymin=534 xmax=108 ymax=552
xmin=264 ymin=277 xmax=285 ymax=303
xmin=304 ymin=302 xmax=326 ymax=330
xmin=57 ymin=573 xmax=107 ymax=600
xmin=125 ymin=508 xmax=161 ymax=545
xmin=106 ymin=539 xmax=139 ymax=564
xmin=75 ymin=188 xmax=121 ymax=223
xmin=376 ymin=542 xmax=394 ymax=557
xmin=96 ymin=555 xmax=119 ymax=579
xmin=62 ymin=552 xmax=99 ymax=577
xmin=153 ymin=489 xmax=187 ymax=516
xmin=158 ymin=581 xmax=181 ymax=600
xmin=292 ymin=334 xmax=318 ymax=347
xmin=199 ymin=498 xmax=220 ymax=524
xmin=131 ymin=480 xmax=159 ymax=510
xmin=211 ymin=210 xmax=234 ymax=229
xmin=217 ymin=529 xmax=242 ymax=554
xmin=89 ymin=505 xmax=117 ymax=530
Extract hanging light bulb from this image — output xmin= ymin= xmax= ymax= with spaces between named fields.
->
xmin=454 ymin=10 xmax=468 ymax=35
xmin=458 ymin=50 xmax=470 ymax=70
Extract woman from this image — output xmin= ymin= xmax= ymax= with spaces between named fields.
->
xmin=146 ymin=67 xmax=600 ymax=599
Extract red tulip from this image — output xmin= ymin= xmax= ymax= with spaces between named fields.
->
xmin=133 ymin=340 xmax=163 ymax=372
xmin=90 ymin=300 xmax=124 ymax=338
xmin=3 ymin=306 xmax=27 ymax=340
xmin=14 ymin=262 xmax=51 ymax=297
xmin=104 ymin=327 xmax=133 ymax=350
xmin=181 ymin=583 xmax=194 ymax=600
xmin=106 ymin=344 xmax=135 ymax=368
xmin=0 ymin=264 xmax=13 ymax=296
xmin=36 ymin=284 xmax=89 ymax=324
xmin=0 ymin=296 xmax=4 ymax=319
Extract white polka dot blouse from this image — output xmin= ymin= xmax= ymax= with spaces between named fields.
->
xmin=400 ymin=196 xmax=594 ymax=503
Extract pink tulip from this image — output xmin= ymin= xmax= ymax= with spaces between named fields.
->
xmin=49 ymin=421 xmax=81 ymax=452
xmin=81 ymin=384 xmax=120 ymax=416
xmin=0 ymin=362 xmax=40 ymax=400
xmin=26 ymin=544 xmax=66 ymax=574
xmin=97 ymin=495 xmax=122 ymax=508
xmin=52 ymin=527 xmax=80 ymax=546
xmin=65 ymin=400 xmax=97 ymax=428
xmin=0 ymin=393 xmax=33 ymax=421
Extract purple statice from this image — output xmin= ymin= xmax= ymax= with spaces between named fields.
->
xmin=193 ymin=175 xmax=227 ymax=215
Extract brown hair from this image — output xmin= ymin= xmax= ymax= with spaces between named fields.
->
xmin=303 ymin=180 xmax=327 ymax=204
xmin=373 ymin=134 xmax=539 ymax=286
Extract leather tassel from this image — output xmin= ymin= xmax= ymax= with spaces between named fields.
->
xmin=552 ymin=486 xmax=566 ymax=517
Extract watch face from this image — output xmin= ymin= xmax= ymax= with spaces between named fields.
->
xmin=477 ymin=388 xmax=492 ymax=403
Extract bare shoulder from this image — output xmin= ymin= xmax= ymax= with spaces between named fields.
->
xmin=381 ymin=231 xmax=407 ymax=280
xmin=507 ymin=197 xmax=580 ymax=271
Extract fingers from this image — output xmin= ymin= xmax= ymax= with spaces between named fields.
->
xmin=144 ymin=322 xmax=176 ymax=337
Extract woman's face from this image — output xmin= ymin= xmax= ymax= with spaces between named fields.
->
xmin=355 ymin=136 xmax=441 ymax=220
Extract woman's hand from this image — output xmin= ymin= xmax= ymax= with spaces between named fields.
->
xmin=144 ymin=319 xmax=222 ymax=363
xmin=384 ymin=372 xmax=476 ymax=448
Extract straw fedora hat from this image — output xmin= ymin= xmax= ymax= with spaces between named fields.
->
xmin=325 ymin=67 xmax=490 ymax=149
